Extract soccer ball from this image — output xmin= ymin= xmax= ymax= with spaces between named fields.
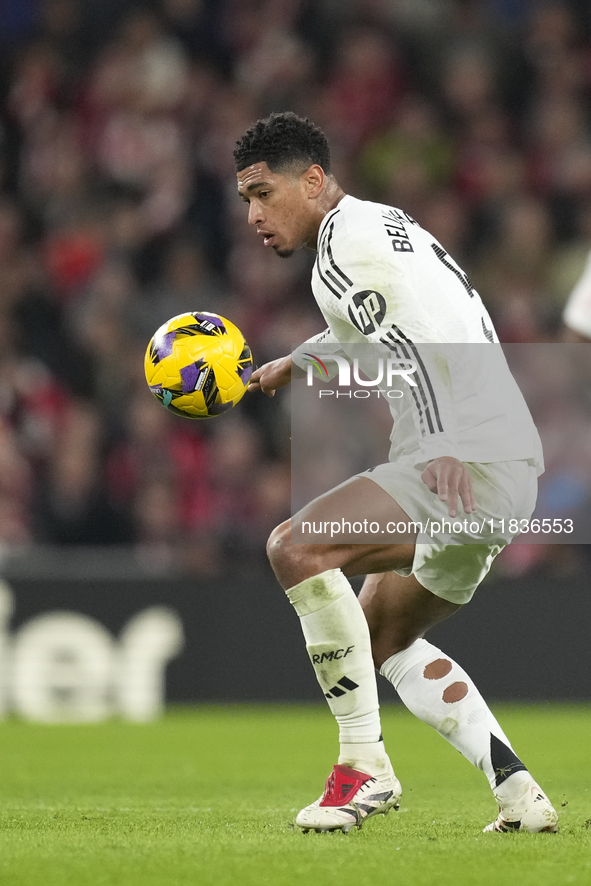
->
xmin=144 ymin=312 xmax=254 ymax=418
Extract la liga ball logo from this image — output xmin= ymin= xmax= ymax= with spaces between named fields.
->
xmin=144 ymin=312 xmax=254 ymax=419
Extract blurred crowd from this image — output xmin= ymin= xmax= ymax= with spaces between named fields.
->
xmin=1 ymin=0 xmax=591 ymax=575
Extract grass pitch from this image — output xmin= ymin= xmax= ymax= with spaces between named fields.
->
xmin=0 ymin=704 xmax=589 ymax=886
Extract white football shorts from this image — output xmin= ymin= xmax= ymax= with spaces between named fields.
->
xmin=357 ymin=456 xmax=538 ymax=604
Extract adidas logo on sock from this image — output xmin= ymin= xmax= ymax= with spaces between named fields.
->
xmin=325 ymin=676 xmax=359 ymax=699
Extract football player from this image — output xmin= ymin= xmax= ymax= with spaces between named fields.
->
xmin=234 ymin=112 xmax=558 ymax=835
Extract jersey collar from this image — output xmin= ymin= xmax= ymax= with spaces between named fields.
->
xmin=316 ymin=195 xmax=351 ymax=248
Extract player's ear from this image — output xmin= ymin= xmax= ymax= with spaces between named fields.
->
xmin=303 ymin=164 xmax=325 ymax=199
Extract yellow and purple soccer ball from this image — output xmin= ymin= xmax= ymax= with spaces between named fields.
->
xmin=144 ymin=312 xmax=254 ymax=418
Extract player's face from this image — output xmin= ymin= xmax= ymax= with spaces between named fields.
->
xmin=237 ymin=162 xmax=317 ymax=258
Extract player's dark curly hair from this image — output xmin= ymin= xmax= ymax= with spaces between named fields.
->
xmin=233 ymin=112 xmax=331 ymax=174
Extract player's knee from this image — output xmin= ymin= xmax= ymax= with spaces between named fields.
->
xmin=266 ymin=521 xmax=293 ymax=570
xmin=267 ymin=520 xmax=319 ymax=587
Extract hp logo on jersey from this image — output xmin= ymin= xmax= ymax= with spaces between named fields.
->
xmin=348 ymin=290 xmax=387 ymax=335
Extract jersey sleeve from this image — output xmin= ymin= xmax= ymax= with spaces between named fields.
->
xmin=291 ymin=327 xmax=348 ymax=381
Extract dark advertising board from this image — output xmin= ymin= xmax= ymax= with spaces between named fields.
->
xmin=0 ymin=555 xmax=589 ymax=721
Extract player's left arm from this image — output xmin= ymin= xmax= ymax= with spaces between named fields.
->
xmin=420 ymin=456 xmax=475 ymax=518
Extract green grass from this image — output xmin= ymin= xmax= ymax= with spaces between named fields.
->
xmin=0 ymin=705 xmax=590 ymax=886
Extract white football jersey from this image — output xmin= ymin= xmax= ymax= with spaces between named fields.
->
xmin=293 ymin=195 xmax=544 ymax=473
xmin=563 ymin=250 xmax=591 ymax=339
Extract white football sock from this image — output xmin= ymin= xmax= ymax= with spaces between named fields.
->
xmin=380 ymin=638 xmax=529 ymax=800
xmin=286 ymin=568 xmax=390 ymax=775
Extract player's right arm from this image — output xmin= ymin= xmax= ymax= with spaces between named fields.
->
xmin=250 ymin=326 xmax=344 ymax=396
xmin=248 ymin=354 xmax=296 ymax=396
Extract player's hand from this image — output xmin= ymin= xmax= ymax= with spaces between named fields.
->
xmin=421 ymin=456 xmax=476 ymax=517
xmin=248 ymin=355 xmax=299 ymax=396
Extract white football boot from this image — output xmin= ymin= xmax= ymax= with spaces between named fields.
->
xmin=295 ymin=764 xmax=402 ymax=833
xmin=484 ymin=779 xmax=559 ymax=833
